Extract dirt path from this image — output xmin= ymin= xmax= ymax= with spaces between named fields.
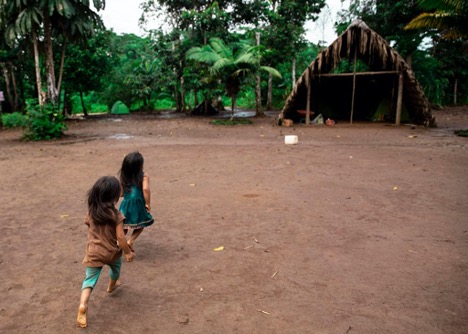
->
xmin=1 ymin=107 xmax=467 ymax=333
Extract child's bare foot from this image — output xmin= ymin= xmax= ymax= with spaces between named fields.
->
xmin=107 ymin=280 xmax=122 ymax=293
xmin=127 ymin=240 xmax=136 ymax=256
xmin=76 ymin=304 xmax=87 ymax=328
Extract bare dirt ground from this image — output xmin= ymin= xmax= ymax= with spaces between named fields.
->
xmin=1 ymin=106 xmax=467 ymax=334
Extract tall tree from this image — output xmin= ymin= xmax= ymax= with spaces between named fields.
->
xmin=0 ymin=0 xmax=105 ymax=105
xmin=264 ymin=0 xmax=325 ymax=90
xmin=405 ymin=1 xmax=468 ymax=105
xmin=62 ymin=29 xmax=112 ymax=115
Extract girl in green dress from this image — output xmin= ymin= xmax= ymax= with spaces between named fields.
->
xmin=119 ymin=151 xmax=154 ymax=254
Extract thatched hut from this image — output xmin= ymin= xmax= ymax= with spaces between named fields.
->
xmin=279 ymin=20 xmax=435 ymax=127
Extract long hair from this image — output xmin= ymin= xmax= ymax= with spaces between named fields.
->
xmin=119 ymin=151 xmax=144 ymax=193
xmin=87 ymin=176 xmax=121 ymax=225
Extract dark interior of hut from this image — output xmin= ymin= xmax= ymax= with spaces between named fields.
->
xmin=286 ymin=73 xmax=409 ymax=124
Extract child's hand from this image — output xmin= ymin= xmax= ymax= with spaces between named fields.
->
xmin=125 ymin=251 xmax=135 ymax=262
xmin=145 ymin=204 xmax=151 ymax=212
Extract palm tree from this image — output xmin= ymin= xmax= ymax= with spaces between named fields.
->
xmin=186 ymin=37 xmax=282 ymax=118
xmin=405 ymin=0 xmax=468 ymax=39
xmin=52 ymin=1 xmax=106 ymax=101
xmin=0 ymin=0 xmax=105 ymax=105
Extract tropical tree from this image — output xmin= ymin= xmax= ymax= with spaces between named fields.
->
xmin=0 ymin=0 xmax=105 ymax=105
xmin=62 ymin=29 xmax=112 ymax=115
xmin=404 ymin=0 xmax=468 ymax=39
xmin=404 ymin=0 xmax=468 ymax=105
xmin=186 ymin=37 xmax=282 ymax=118
xmin=264 ymin=0 xmax=325 ymax=88
xmin=125 ymin=58 xmax=161 ymax=110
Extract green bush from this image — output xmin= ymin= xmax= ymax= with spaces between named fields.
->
xmin=90 ymin=103 xmax=109 ymax=113
xmin=454 ymin=129 xmax=468 ymax=137
xmin=154 ymin=98 xmax=175 ymax=110
xmin=23 ymin=102 xmax=67 ymax=141
xmin=1 ymin=112 xmax=27 ymax=128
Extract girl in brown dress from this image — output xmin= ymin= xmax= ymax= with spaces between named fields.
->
xmin=76 ymin=176 xmax=134 ymax=328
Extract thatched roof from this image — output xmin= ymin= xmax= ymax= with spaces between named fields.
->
xmin=279 ymin=20 xmax=435 ymax=126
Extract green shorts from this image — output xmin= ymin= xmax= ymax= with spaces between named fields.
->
xmin=81 ymin=257 xmax=122 ymax=290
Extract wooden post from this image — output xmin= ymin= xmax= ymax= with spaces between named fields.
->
xmin=395 ymin=71 xmax=404 ymax=126
xmin=350 ymin=47 xmax=357 ymax=124
xmin=306 ymin=70 xmax=311 ymax=125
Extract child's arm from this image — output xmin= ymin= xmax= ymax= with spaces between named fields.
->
xmin=142 ymin=173 xmax=151 ymax=212
xmin=116 ymin=222 xmax=134 ymax=262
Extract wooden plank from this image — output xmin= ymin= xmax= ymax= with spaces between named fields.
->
xmin=395 ymin=72 xmax=404 ymax=125
xmin=316 ymin=71 xmax=399 ymax=77
xmin=306 ymin=70 xmax=311 ymax=125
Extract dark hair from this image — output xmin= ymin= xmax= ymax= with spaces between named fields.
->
xmin=119 ymin=151 xmax=144 ymax=193
xmin=87 ymin=176 xmax=121 ymax=225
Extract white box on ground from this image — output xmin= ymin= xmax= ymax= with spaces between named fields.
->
xmin=284 ymin=135 xmax=298 ymax=145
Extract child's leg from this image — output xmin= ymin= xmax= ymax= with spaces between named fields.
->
xmin=77 ymin=267 xmax=102 ymax=328
xmin=77 ymin=288 xmax=92 ymax=328
xmin=128 ymin=227 xmax=144 ymax=246
xmin=107 ymin=257 xmax=123 ymax=293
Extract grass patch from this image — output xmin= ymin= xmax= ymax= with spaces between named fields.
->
xmin=210 ymin=118 xmax=253 ymax=126
xmin=454 ymin=129 xmax=468 ymax=137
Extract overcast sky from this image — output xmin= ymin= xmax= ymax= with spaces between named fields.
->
xmin=100 ymin=0 xmax=349 ymax=45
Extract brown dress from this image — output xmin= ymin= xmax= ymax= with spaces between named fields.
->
xmin=82 ymin=212 xmax=125 ymax=267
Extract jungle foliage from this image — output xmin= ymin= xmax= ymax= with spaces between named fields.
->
xmin=0 ymin=0 xmax=467 ymax=139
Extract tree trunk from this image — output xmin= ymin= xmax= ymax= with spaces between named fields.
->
xmin=291 ymin=58 xmax=296 ymax=90
xmin=230 ymin=94 xmax=236 ymax=120
xmin=172 ymin=41 xmax=180 ymax=112
xmin=180 ymin=75 xmax=186 ymax=112
xmin=194 ymin=88 xmax=198 ymax=107
xmin=453 ymin=78 xmax=458 ymax=105
xmin=63 ymin=89 xmax=70 ymax=115
xmin=32 ymin=31 xmax=44 ymax=106
xmin=174 ymin=86 xmax=180 ymax=112
xmin=266 ymin=73 xmax=273 ymax=111
xmin=1 ymin=62 xmax=19 ymax=111
xmin=9 ymin=62 xmax=19 ymax=110
xmin=255 ymin=74 xmax=264 ymax=117
xmin=1 ymin=63 xmax=14 ymax=111
xmin=80 ymin=90 xmax=88 ymax=116
xmin=57 ymin=41 xmax=67 ymax=108
xmin=255 ymin=32 xmax=264 ymax=117
xmin=405 ymin=53 xmax=412 ymax=69
xmin=43 ymin=10 xmax=58 ymax=104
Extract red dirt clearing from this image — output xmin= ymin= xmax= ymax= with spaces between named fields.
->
xmin=0 ymin=106 xmax=467 ymax=333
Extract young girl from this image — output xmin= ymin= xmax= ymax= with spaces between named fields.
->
xmin=119 ymin=151 xmax=154 ymax=254
xmin=77 ymin=176 xmax=134 ymax=328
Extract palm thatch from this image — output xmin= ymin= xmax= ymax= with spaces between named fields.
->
xmin=279 ymin=20 xmax=435 ymax=127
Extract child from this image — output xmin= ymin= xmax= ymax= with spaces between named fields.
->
xmin=119 ymin=151 xmax=154 ymax=254
xmin=77 ymin=176 xmax=134 ymax=328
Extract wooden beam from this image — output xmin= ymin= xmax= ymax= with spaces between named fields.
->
xmin=350 ymin=48 xmax=357 ymax=125
xmin=306 ymin=69 xmax=311 ymax=125
xmin=395 ymin=71 xmax=404 ymax=125
xmin=317 ymin=70 xmax=399 ymax=77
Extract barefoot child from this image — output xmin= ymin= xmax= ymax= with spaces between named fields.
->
xmin=77 ymin=176 xmax=134 ymax=328
xmin=119 ymin=151 xmax=155 ymax=254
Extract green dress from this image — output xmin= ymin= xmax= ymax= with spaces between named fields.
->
xmin=119 ymin=185 xmax=154 ymax=230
